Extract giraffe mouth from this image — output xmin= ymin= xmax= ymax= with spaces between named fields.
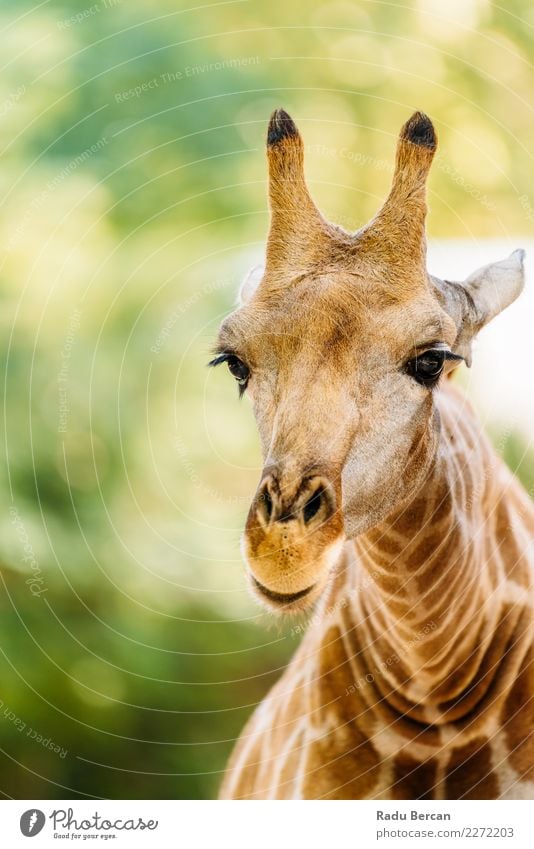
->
xmin=251 ymin=576 xmax=315 ymax=606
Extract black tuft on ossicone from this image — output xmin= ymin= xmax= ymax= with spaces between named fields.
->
xmin=401 ymin=111 xmax=437 ymax=150
xmin=267 ymin=108 xmax=299 ymax=146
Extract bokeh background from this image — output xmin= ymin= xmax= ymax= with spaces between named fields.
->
xmin=0 ymin=0 xmax=533 ymax=799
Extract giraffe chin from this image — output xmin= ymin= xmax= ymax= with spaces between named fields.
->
xmin=248 ymin=572 xmax=326 ymax=614
xmin=242 ymin=537 xmax=345 ymax=615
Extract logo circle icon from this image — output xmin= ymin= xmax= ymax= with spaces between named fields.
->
xmin=20 ymin=810 xmax=46 ymax=837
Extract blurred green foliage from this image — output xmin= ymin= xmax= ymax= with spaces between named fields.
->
xmin=0 ymin=0 xmax=533 ymax=798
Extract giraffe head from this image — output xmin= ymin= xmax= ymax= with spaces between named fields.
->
xmin=211 ymin=109 xmax=525 ymax=613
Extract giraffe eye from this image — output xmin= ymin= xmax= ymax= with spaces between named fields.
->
xmin=406 ymin=349 xmax=446 ymax=386
xmin=226 ymin=355 xmax=249 ymax=385
xmin=208 ymin=352 xmax=250 ymax=396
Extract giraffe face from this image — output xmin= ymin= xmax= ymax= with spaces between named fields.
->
xmin=210 ymin=109 xmax=525 ymax=613
xmin=215 ymin=268 xmax=457 ymax=611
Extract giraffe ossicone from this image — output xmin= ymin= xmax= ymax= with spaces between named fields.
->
xmin=211 ymin=109 xmax=533 ymax=799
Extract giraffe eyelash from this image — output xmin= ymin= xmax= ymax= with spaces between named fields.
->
xmin=207 ymin=352 xmax=233 ymax=367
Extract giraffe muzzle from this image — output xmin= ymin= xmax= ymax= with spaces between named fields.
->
xmin=242 ymin=470 xmax=345 ymax=611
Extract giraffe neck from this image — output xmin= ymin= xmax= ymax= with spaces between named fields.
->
xmin=221 ymin=383 xmax=534 ymax=800
xmin=320 ymin=384 xmax=526 ymax=725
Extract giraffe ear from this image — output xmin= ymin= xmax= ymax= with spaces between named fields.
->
xmin=461 ymin=249 xmax=526 ymax=325
xmin=238 ymin=264 xmax=264 ymax=305
xmin=433 ymin=249 xmax=526 ymax=365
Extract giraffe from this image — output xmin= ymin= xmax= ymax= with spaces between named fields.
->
xmin=210 ymin=109 xmax=534 ymax=799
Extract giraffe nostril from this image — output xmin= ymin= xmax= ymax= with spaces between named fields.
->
xmin=254 ymin=474 xmax=335 ymax=527
xmin=256 ymin=483 xmax=274 ymax=524
xmin=303 ymin=486 xmax=324 ymax=525
xmin=262 ymin=488 xmax=273 ymax=519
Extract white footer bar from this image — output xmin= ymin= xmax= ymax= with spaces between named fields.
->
xmin=1 ymin=799 xmax=532 ymax=848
